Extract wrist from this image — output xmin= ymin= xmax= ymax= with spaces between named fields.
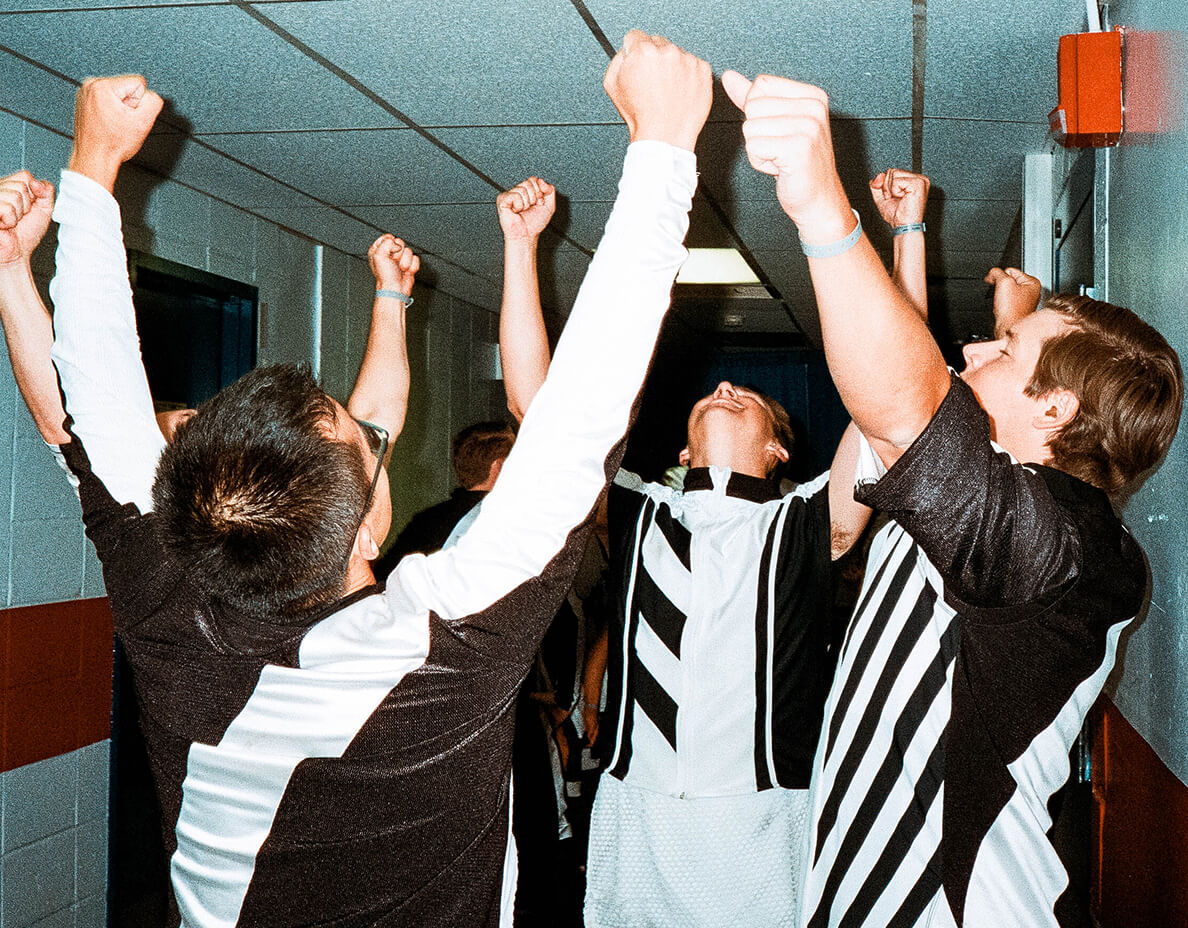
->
xmin=67 ymin=149 xmax=120 ymax=194
xmin=629 ymin=128 xmax=698 ymax=153
xmin=503 ymin=235 xmax=539 ymax=252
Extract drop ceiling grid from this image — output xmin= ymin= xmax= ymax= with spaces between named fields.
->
xmin=264 ymin=0 xmax=618 ymax=127
xmin=0 ymin=6 xmax=402 ymax=132
xmin=583 ymin=0 xmax=914 ymax=118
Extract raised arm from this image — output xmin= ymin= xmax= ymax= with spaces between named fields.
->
xmin=347 ymin=234 xmax=419 ymax=447
xmin=723 ymin=71 xmax=949 ymax=468
xmin=869 ymin=169 xmax=930 ymax=321
xmin=395 ymin=33 xmax=711 ymax=629
xmin=984 ymin=266 xmax=1042 ymax=338
xmin=497 ymin=177 xmax=555 ymax=422
xmin=49 ymin=75 xmax=166 ymax=511
xmin=0 ymin=171 xmax=69 ymax=444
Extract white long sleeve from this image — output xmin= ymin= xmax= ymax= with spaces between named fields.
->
xmin=50 ymin=170 xmax=166 ymax=512
xmin=389 ymin=141 xmax=697 ymax=624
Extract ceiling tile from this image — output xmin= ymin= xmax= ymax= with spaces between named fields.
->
xmin=433 ymin=125 xmax=629 ymax=201
xmin=204 ymin=128 xmax=496 ymax=205
xmin=0 ymin=48 xmax=77 ymax=135
xmin=134 ymin=131 xmax=317 ymax=212
xmin=265 ymin=0 xmax=616 ymax=126
xmin=585 ymin=0 xmax=913 ymax=118
xmin=922 ymin=118 xmax=1049 ymax=201
xmin=926 ymin=197 xmax=1020 ymax=252
xmin=0 ymin=6 xmax=398 ymax=131
xmin=925 ymin=0 xmax=1085 ymax=122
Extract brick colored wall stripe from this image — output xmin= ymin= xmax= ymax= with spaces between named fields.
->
xmin=1 ymin=597 xmax=113 ymax=772
xmin=1093 ymin=697 xmax=1188 ymax=926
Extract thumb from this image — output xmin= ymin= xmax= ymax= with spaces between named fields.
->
xmin=721 ymin=70 xmax=752 ymax=111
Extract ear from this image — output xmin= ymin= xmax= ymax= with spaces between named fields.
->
xmin=678 ymin=446 xmax=691 ymax=466
xmin=488 ymin=457 xmax=504 ymax=483
xmin=767 ymin=440 xmax=790 ymax=465
xmin=354 ymin=521 xmax=380 ymax=562
xmin=1033 ymin=388 xmax=1079 ymax=434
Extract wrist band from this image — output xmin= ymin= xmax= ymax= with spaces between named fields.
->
xmin=376 ymin=289 xmax=413 ymax=307
xmin=892 ymin=221 xmax=926 ymax=237
xmin=799 ymin=209 xmax=862 ymax=258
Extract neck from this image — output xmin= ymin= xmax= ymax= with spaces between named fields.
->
xmin=686 ymin=450 xmax=771 ymax=481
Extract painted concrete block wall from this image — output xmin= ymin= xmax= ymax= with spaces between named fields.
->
xmin=1105 ymin=0 xmax=1188 ymax=786
xmin=0 ymin=744 xmax=108 ymax=928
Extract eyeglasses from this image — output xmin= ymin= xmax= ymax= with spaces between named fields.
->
xmin=353 ymin=417 xmax=390 ymax=518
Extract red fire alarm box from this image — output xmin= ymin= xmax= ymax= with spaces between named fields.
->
xmin=1049 ymin=28 xmax=1123 ymax=147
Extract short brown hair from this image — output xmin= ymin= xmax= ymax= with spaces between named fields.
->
xmin=1026 ymin=294 xmax=1183 ymax=495
xmin=452 ymin=420 xmax=516 ymax=489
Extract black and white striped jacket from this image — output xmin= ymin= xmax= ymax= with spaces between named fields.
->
xmin=801 ymin=378 xmax=1144 ymax=928
xmin=603 ymin=465 xmax=836 ymax=797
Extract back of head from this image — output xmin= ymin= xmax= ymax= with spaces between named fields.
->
xmin=152 ymin=364 xmax=371 ymax=619
xmin=452 ymin=420 xmax=516 ymax=489
xmin=1028 ymin=294 xmax=1183 ymax=495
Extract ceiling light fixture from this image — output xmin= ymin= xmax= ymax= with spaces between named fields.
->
xmin=676 ymin=248 xmax=761 ymax=285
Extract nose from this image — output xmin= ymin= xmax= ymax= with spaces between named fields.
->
xmin=962 ymin=340 xmax=992 ymax=372
xmin=713 ymin=381 xmax=737 ymax=399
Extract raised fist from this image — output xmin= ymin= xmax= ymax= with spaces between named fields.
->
xmin=368 ymin=235 xmax=420 ymax=295
xmin=985 ymin=266 xmax=1043 ymax=335
xmin=603 ymin=32 xmax=711 ymax=153
xmin=497 ymin=177 xmax=556 ymax=243
xmin=70 ymin=75 xmax=164 ymax=190
xmin=0 ymin=171 xmax=54 ymax=269
xmin=722 ymin=71 xmax=850 ymax=238
xmin=869 ymin=169 xmax=930 ymax=228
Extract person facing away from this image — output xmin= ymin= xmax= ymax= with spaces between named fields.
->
xmin=40 ymin=33 xmax=714 ymax=927
xmin=721 ymin=68 xmax=1181 ymax=928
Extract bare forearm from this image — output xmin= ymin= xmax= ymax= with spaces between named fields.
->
xmin=582 ymin=623 xmax=609 ymax=707
xmin=0 ymin=264 xmax=69 ymax=443
xmin=803 ymin=204 xmax=950 ymax=461
xmin=500 ymin=239 xmax=550 ymax=422
xmin=890 ymin=231 xmax=928 ymax=322
xmin=347 ymin=296 xmax=410 ymax=443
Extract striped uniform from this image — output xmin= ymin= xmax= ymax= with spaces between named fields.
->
xmin=585 ymin=465 xmax=835 ymax=927
xmin=49 ymin=144 xmax=698 ymax=927
xmin=800 ymin=377 xmax=1144 ymax=928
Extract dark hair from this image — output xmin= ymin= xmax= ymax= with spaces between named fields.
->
xmin=151 ymin=364 xmax=372 ymax=618
xmin=452 ymin=420 xmax=516 ymax=489
xmin=1027 ymin=294 xmax=1183 ymax=495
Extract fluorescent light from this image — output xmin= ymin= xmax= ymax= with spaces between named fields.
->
xmin=676 ymin=248 xmax=760 ymax=285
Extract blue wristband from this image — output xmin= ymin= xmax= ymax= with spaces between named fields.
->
xmin=376 ymin=289 xmax=413 ymax=308
xmin=892 ymin=221 xmax=926 ymax=237
xmin=799 ymin=209 xmax=862 ymax=259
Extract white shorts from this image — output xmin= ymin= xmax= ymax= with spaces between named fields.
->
xmin=584 ymin=775 xmax=810 ymax=928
